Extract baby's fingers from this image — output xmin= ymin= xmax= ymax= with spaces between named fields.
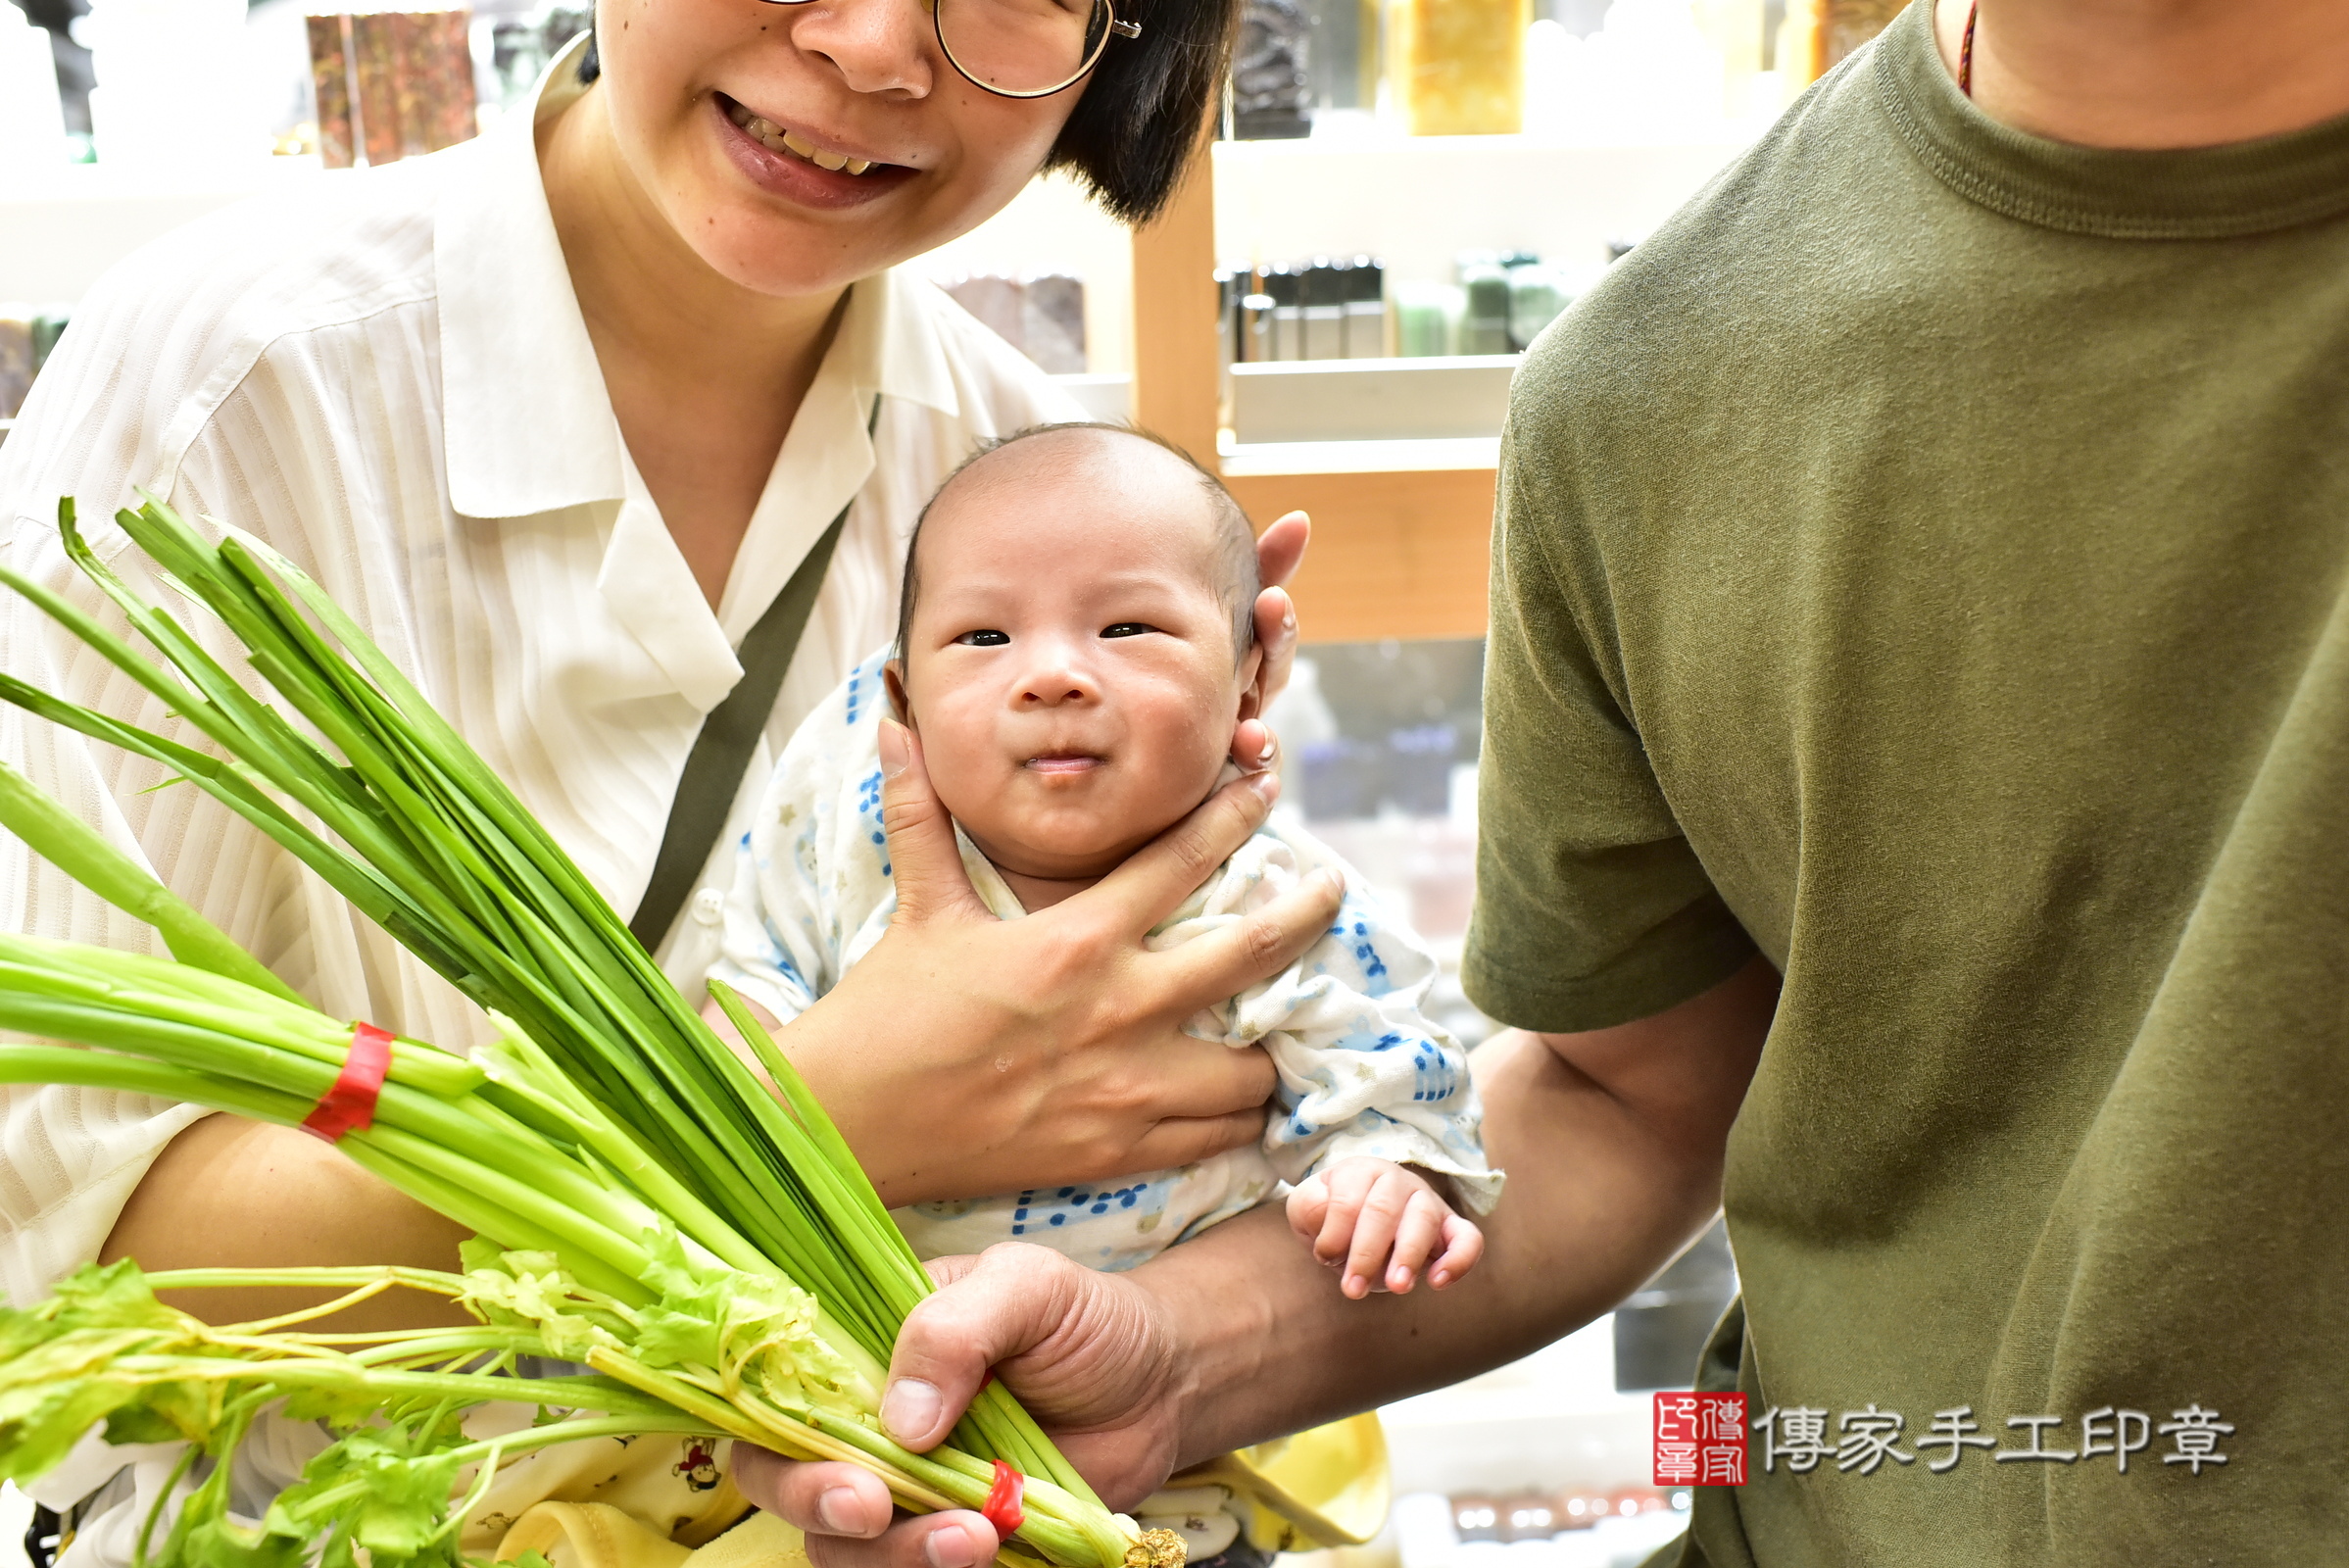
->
xmin=1286 ymin=1175 xmax=1332 ymax=1247
xmin=1308 ymin=1164 xmax=1377 ymax=1267
xmin=1342 ymin=1176 xmax=1414 ymax=1299
xmin=1428 ymin=1211 xmax=1486 ymax=1291
xmin=1382 ymin=1190 xmax=1451 ymax=1296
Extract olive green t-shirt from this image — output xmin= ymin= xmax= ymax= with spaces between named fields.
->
xmin=1461 ymin=3 xmax=2349 ymax=1561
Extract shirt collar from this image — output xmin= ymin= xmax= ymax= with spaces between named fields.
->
xmin=436 ymin=35 xmax=615 ymax=520
xmin=434 ymin=36 xmax=960 ymax=522
xmin=1872 ymin=0 xmax=2349 ymax=240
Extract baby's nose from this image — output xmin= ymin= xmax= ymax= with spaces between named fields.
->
xmin=1016 ymin=653 xmax=1100 ymax=707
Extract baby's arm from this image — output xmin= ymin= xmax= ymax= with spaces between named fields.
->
xmin=1286 ymin=1156 xmax=1485 ymax=1298
xmin=1176 ymin=831 xmax=1502 ymax=1292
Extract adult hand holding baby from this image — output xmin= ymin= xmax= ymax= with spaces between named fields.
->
xmin=773 ymin=510 xmax=1337 ymax=1209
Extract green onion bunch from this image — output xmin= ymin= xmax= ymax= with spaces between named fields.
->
xmin=0 ymin=498 xmax=1178 ymax=1568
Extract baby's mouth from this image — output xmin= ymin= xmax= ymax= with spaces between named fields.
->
xmin=1025 ymin=754 xmax=1104 ymax=776
xmin=721 ymin=95 xmax=889 ymax=175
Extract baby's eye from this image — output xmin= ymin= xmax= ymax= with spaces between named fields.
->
xmin=954 ymin=629 xmax=1010 ymax=647
xmin=1100 ymin=623 xmax=1155 ymax=639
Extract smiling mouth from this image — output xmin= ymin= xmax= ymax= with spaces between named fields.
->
xmin=721 ymin=95 xmax=886 ymax=175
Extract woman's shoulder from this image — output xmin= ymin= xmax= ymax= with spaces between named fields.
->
xmin=879 ymin=270 xmax=1090 ymax=434
xmin=0 ymin=143 xmax=507 ymax=544
xmin=0 ymin=152 xmax=467 ymax=535
xmin=73 ymin=154 xmax=457 ymax=371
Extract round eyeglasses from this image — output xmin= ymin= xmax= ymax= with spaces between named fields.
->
xmin=756 ymin=0 xmax=1142 ymax=100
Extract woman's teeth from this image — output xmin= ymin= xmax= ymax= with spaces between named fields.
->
xmin=726 ymin=101 xmax=873 ymax=175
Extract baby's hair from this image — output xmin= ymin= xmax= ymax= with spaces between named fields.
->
xmin=894 ymin=422 xmax=1261 ymax=669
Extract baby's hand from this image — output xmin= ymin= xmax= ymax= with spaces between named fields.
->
xmin=1286 ymin=1156 xmax=1484 ymax=1299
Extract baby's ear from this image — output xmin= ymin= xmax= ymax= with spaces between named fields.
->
xmin=1235 ymin=643 xmax=1268 ymax=722
xmin=883 ymin=660 xmax=912 ymax=726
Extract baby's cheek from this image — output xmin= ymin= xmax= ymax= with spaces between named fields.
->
xmin=1135 ymin=704 xmax=1234 ymax=810
xmin=912 ymin=716 xmax=1003 ymax=830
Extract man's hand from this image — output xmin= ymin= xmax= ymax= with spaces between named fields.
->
xmin=734 ymin=1247 xmax=1183 ymax=1568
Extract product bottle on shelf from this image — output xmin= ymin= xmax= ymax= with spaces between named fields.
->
xmin=1217 ymin=257 xmax=1394 ymax=361
xmin=1457 ymin=253 xmax=1514 ymax=356
xmin=1505 ymin=256 xmax=1575 ymax=350
xmin=1389 ymin=0 xmax=1532 ymax=136
xmin=1344 ymin=256 xmax=1388 ymax=359
xmin=1216 ymin=268 xmax=1242 ymax=371
xmin=1264 ymin=265 xmax=1304 ymax=361
xmin=1394 ymin=280 xmax=1465 ymax=357
xmin=1237 ymin=269 xmax=1278 ymax=364
xmin=1301 ymin=259 xmax=1346 ymax=361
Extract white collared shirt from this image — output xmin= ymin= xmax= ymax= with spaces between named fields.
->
xmin=0 ymin=52 xmax=1080 ymax=1307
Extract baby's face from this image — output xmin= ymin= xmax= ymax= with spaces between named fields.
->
xmin=891 ymin=434 xmax=1263 ymax=885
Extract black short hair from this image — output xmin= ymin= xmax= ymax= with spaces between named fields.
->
xmin=576 ymin=1 xmax=1237 ymax=225
xmin=897 ymin=422 xmax=1259 ymax=670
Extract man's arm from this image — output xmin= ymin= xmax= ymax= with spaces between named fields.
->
xmin=1153 ymin=954 xmax=1778 ymax=1463
xmin=738 ymin=956 xmax=1780 ymax=1567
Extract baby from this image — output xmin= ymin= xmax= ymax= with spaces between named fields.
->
xmin=711 ymin=422 xmax=1499 ymax=1299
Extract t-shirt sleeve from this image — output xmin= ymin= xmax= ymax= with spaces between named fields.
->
xmin=1461 ymin=420 xmax=1757 ymax=1033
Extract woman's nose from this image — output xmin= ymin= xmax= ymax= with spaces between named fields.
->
xmin=784 ymin=0 xmax=935 ymax=97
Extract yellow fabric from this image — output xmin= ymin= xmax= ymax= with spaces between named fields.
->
xmin=465 ymin=1432 xmax=750 ymax=1560
xmin=1165 ymin=1414 xmax=1392 ymax=1553
xmin=473 ymin=1413 xmax=1390 ymax=1565
xmin=496 ymin=1504 xmax=807 ymax=1568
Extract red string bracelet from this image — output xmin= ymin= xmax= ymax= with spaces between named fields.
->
xmin=300 ymin=1022 xmax=393 ymax=1143
xmin=981 ymin=1460 xmax=1026 ymax=1538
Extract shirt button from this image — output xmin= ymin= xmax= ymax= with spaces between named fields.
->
xmin=692 ymin=887 xmax=726 ymax=926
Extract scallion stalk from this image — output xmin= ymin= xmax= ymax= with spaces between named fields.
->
xmin=0 ymin=496 xmax=1184 ymax=1568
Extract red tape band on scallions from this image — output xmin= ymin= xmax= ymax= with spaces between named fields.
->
xmin=981 ymin=1459 xmax=1026 ymax=1537
xmin=300 ymin=1022 xmax=394 ymax=1143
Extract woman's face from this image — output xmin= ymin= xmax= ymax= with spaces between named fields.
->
xmin=593 ymin=0 xmax=1084 ymax=297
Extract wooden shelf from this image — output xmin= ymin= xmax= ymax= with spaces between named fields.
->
xmin=1128 ymin=128 xmax=1497 ymax=645
xmin=1222 ymin=465 xmax=1494 ymax=644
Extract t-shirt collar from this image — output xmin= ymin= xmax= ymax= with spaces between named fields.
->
xmin=434 ymin=33 xmax=959 ymax=523
xmin=1871 ymin=0 xmax=2349 ymax=240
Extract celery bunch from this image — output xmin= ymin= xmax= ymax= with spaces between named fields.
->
xmin=0 ymin=499 xmax=1177 ymax=1568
